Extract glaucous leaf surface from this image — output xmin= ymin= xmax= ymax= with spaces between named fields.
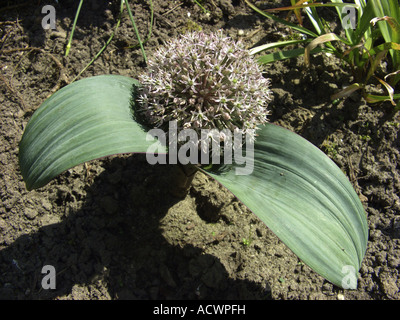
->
xmin=204 ymin=123 xmax=368 ymax=288
xmin=19 ymin=75 xmax=165 ymax=190
xmin=19 ymin=75 xmax=368 ymax=288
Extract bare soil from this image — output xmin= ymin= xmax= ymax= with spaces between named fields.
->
xmin=0 ymin=0 xmax=399 ymax=300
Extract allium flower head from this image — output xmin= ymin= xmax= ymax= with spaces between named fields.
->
xmin=137 ymin=31 xmax=272 ymax=149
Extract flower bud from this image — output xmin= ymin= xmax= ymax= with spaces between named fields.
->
xmin=222 ymin=112 xmax=231 ymax=121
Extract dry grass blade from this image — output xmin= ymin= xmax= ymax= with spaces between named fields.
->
xmin=375 ymin=76 xmax=396 ymax=106
xmin=304 ymin=33 xmax=341 ymax=66
xmin=330 ymin=83 xmax=363 ymax=101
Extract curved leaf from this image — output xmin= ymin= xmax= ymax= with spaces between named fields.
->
xmin=19 ymin=75 xmax=165 ymax=190
xmin=19 ymin=74 xmax=368 ymax=289
xmin=204 ymin=123 xmax=368 ymax=289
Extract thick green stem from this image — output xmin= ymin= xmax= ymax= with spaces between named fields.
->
xmin=169 ymin=164 xmax=198 ymax=199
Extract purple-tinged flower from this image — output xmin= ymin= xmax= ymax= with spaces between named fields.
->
xmin=137 ymin=30 xmax=272 ymax=150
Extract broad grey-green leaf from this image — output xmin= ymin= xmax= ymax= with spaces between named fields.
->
xmin=204 ymin=123 xmax=368 ymax=289
xmin=19 ymin=75 xmax=165 ymax=190
xmin=19 ymin=74 xmax=368 ymax=289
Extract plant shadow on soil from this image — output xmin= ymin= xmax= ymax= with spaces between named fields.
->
xmin=0 ymin=154 xmax=270 ymax=300
xmin=2 ymin=0 xmax=400 ymax=301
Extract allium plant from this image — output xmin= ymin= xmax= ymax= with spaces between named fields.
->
xmin=137 ymin=31 xmax=272 ymax=150
xmin=19 ymin=31 xmax=368 ymax=290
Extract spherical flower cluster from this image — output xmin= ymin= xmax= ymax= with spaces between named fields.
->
xmin=136 ymin=30 xmax=272 ymax=150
